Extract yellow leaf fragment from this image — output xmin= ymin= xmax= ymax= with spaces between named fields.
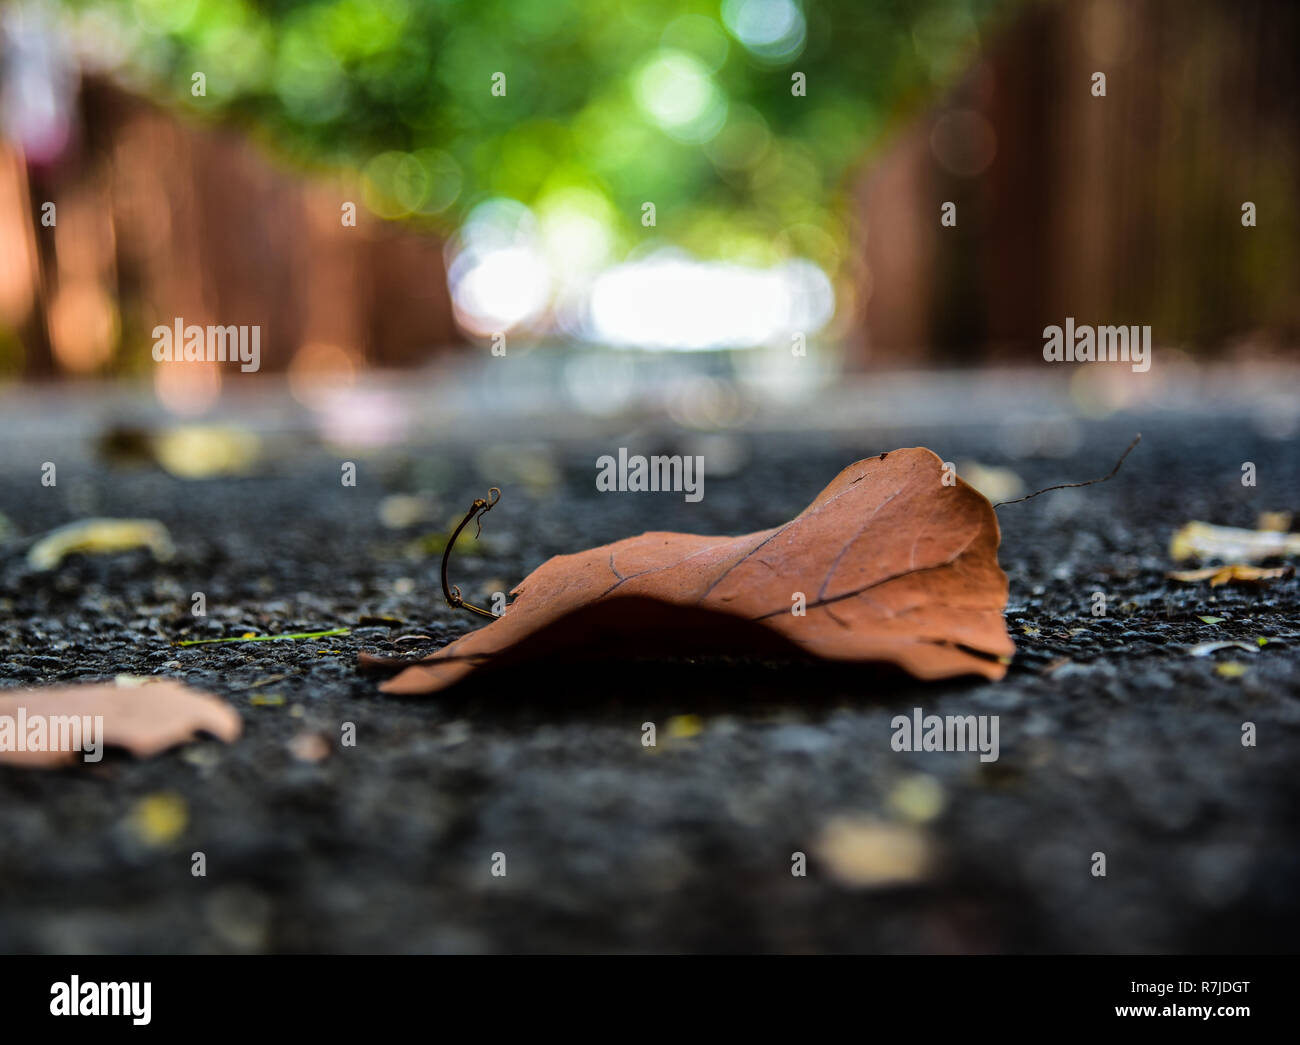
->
xmin=815 ymin=817 xmax=936 ymax=888
xmin=249 ymin=693 xmax=286 ymax=707
xmin=1167 ymin=564 xmax=1294 ymax=587
xmin=666 ymin=714 xmax=704 ymax=740
xmin=27 ymin=518 xmax=175 ymax=571
xmin=152 ymin=425 xmax=260 ymax=479
xmin=1169 ymin=521 xmax=1300 ymax=563
xmin=128 ymin=792 xmax=189 ymax=846
xmin=886 ymin=774 xmax=946 ymax=824
xmin=1256 ymin=511 xmax=1292 ymax=533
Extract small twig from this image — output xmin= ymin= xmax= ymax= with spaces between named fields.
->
xmin=993 ymin=434 xmax=1141 ymax=508
xmin=441 ymin=487 xmax=501 ymax=620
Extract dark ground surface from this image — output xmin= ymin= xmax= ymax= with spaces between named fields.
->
xmin=1 ymin=378 xmax=1298 ymax=953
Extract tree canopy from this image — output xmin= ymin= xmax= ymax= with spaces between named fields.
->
xmin=59 ymin=0 xmax=1007 ymax=275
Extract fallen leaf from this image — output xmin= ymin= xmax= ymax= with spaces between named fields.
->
xmin=151 ymin=424 xmax=260 ymax=479
xmin=665 ymin=714 xmax=704 ymax=740
xmin=1188 ymin=640 xmax=1258 ymax=657
xmin=26 ymin=518 xmax=174 ymax=571
xmin=174 ymin=627 xmax=350 ymax=646
xmin=127 ymin=792 xmax=189 ymax=846
xmin=372 ymin=449 xmax=1014 ymax=694
xmin=815 ymin=816 xmax=936 ymax=888
xmin=1256 ymin=511 xmax=1292 ymax=532
xmin=1198 ymin=616 xmax=1227 ymax=625
xmin=98 ymin=424 xmax=261 ymax=478
xmin=1215 ymin=662 xmax=1248 ymax=679
xmin=249 ymin=693 xmax=286 ymax=707
xmin=1168 ymin=564 xmax=1294 ymax=587
xmin=1170 ymin=521 xmax=1300 ymax=563
xmin=886 ymin=774 xmax=946 ymax=823
xmin=288 ymin=732 xmax=331 ymax=762
xmin=0 ymin=680 xmax=241 ymax=768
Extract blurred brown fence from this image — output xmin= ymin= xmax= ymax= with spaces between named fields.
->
xmin=854 ymin=0 xmax=1300 ymax=365
xmin=2 ymin=0 xmax=1298 ymax=381
xmin=0 ymin=77 xmax=458 ymax=380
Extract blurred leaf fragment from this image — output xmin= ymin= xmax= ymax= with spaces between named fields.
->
xmin=27 ymin=518 xmax=174 ymax=570
xmin=1170 ymin=521 xmax=1300 ymax=563
xmin=1168 ymin=564 xmax=1294 ymax=587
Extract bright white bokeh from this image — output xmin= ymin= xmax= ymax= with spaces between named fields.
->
xmin=721 ymin=0 xmax=806 ymax=63
xmin=447 ymin=198 xmax=551 ymax=335
xmin=448 ymin=199 xmax=836 ymax=350
xmin=587 ymin=252 xmax=834 ymax=351
xmin=449 ymin=245 xmax=551 ymax=336
xmin=634 ymin=49 xmax=727 ymax=144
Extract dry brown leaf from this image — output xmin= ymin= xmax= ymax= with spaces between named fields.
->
xmin=0 ymin=680 xmax=241 ymax=769
xmin=372 ymin=448 xmax=1014 ymax=694
xmin=1167 ymin=564 xmax=1295 ymax=587
xmin=288 ymin=731 xmax=331 ymax=763
xmin=1169 ymin=521 xmax=1300 ymax=563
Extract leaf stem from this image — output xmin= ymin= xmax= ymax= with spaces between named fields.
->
xmin=993 ymin=434 xmax=1141 ymax=508
xmin=441 ymin=487 xmax=501 ymax=620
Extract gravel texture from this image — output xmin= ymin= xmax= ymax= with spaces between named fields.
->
xmin=1 ymin=380 xmax=1297 ymax=953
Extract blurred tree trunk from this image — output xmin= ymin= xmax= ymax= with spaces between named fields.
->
xmin=19 ymin=162 xmax=55 ymax=378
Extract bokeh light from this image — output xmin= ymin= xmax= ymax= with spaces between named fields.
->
xmin=634 ymin=49 xmax=727 ymax=144
xmin=721 ymin=0 xmax=806 ymax=64
xmin=587 ymin=251 xmax=834 ymax=351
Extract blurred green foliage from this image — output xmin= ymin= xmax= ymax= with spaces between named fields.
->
xmin=60 ymin=0 xmax=1008 ymax=273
